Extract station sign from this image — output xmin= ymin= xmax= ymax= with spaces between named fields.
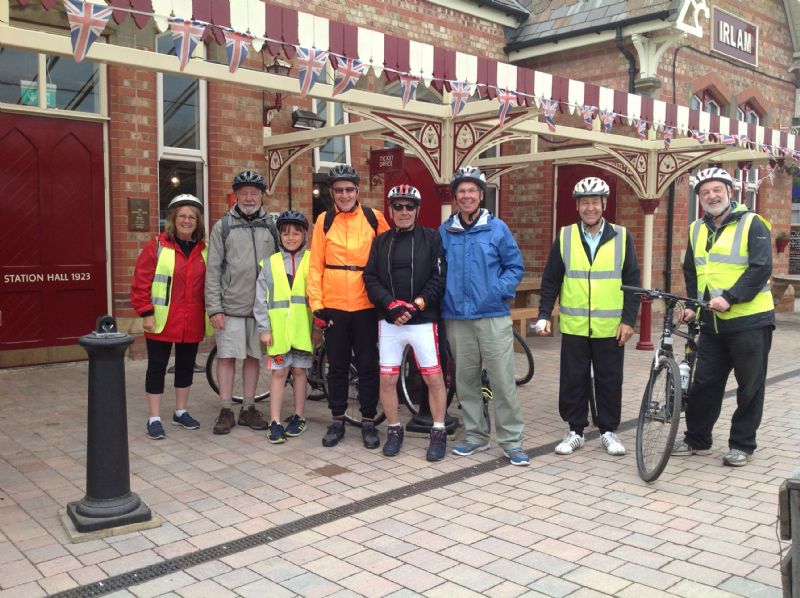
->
xmin=712 ymin=8 xmax=758 ymax=66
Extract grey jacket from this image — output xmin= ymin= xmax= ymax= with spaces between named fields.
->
xmin=205 ymin=206 xmax=278 ymax=318
xmin=253 ymin=244 xmax=309 ymax=334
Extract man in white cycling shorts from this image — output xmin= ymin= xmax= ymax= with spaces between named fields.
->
xmin=364 ymin=184 xmax=448 ymax=461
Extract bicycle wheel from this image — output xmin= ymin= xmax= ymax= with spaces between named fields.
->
xmin=398 ymin=345 xmax=456 ymax=416
xmin=318 ymin=348 xmax=386 ymax=427
xmin=636 ymin=356 xmax=681 ymax=482
xmin=512 ymin=329 xmax=534 ymax=386
xmin=205 ymin=346 xmax=270 ymax=403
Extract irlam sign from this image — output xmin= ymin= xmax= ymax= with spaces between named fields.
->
xmin=712 ymin=8 xmax=758 ymax=66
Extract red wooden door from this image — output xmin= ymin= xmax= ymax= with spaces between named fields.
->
xmin=554 ymin=164 xmax=617 ymax=236
xmin=0 ymin=113 xmax=107 ymax=355
xmin=384 ymin=156 xmax=442 ymax=229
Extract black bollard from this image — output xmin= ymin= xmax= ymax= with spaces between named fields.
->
xmin=67 ymin=315 xmax=151 ymax=533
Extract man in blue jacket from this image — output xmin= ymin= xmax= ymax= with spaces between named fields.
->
xmin=439 ymin=166 xmax=528 ymax=466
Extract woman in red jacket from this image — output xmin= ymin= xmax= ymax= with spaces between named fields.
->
xmin=131 ymin=195 xmax=208 ymax=440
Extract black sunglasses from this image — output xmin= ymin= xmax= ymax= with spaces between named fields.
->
xmin=391 ymin=203 xmax=417 ymax=212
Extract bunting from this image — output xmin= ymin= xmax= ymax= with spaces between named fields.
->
xmin=663 ymin=126 xmax=674 ymax=149
xmin=720 ymin=133 xmax=736 ymax=146
xmin=690 ymin=129 xmax=706 ymax=144
xmin=399 ymin=73 xmax=419 ymax=108
xmin=295 ymin=47 xmax=328 ymax=96
xmin=600 ymin=109 xmax=616 ymax=133
xmin=497 ymin=88 xmax=516 ymax=126
xmin=580 ymin=104 xmax=596 ymax=129
xmin=332 ymin=57 xmax=367 ymax=96
xmin=63 ymin=0 xmax=113 ymax=63
xmin=224 ymin=30 xmax=251 ymax=74
xmin=450 ymin=81 xmax=473 ymax=117
xmin=634 ymin=118 xmax=647 ymax=139
xmin=169 ymin=18 xmax=205 ymax=72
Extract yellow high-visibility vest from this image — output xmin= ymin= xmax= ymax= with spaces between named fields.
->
xmin=260 ymin=252 xmax=313 ymax=355
xmin=689 ymin=208 xmax=773 ymax=320
xmin=151 ymin=243 xmax=213 ymax=336
xmin=559 ymin=223 xmax=625 ymax=338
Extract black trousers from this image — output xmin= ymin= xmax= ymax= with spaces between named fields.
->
xmin=324 ymin=308 xmax=379 ymax=419
xmin=559 ymin=333 xmax=624 ymax=435
xmin=145 ymin=337 xmax=199 ymax=394
xmin=684 ymin=326 xmax=772 ymax=453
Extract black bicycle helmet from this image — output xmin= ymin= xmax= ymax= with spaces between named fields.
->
xmin=276 ymin=210 xmax=309 ymax=231
xmin=694 ymin=167 xmax=735 ymax=193
xmin=387 ymin=184 xmax=422 ymax=205
xmin=572 ymin=177 xmax=610 ymax=199
xmin=450 ymin=165 xmax=486 ymax=193
xmin=327 ymin=164 xmax=360 ymax=186
xmin=167 ymin=194 xmax=204 ymax=213
xmin=232 ymin=170 xmax=266 ymax=192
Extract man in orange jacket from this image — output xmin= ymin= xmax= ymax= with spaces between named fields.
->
xmin=307 ymin=165 xmax=390 ymax=449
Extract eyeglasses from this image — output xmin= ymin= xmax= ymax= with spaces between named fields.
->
xmin=177 ymin=215 xmax=198 ymax=221
xmin=237 ymin=190 xmax=262 ymax=198
xmin=391 ymin=203 xmax=417 ymax=212
xmin=332 ymin=186 xmax=358 ymax=195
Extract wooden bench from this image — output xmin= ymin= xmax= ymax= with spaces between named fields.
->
xmin=510 ymin=305 xmax=560 ymax=345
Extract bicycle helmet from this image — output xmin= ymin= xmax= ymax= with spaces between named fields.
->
xmin=167 ymin=194 xmax=204 ymax=212
xmin=450 ymin=165 xmax=486 ymax=193
xmin=693 ymin=167 xmax=734 ymax=193
xmin=387 ymin=184 xmax=422 ymax=205
xmin=276 ymin=210 xmax=309 ymax=231
xmin=232 ymin=170 xmax=266 ymax=192
xmin=572 ymin=177 xmax=610 ymax=199
xmin=327 ymin=164 xmax=360 ymax=186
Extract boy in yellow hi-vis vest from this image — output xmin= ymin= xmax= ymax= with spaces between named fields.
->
xmin=253 ymin=211 xmax=320 ymax=444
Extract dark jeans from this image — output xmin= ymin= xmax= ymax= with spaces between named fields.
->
xmin=324 ymin=308 xmax=379 ymax=419
xmin=684 ymin=326 xmax=772 ymax=454
xmin=559 ymin=334 xmax=624 ymax=435
xmin=145 ymin=338 xmax=199 ymax=394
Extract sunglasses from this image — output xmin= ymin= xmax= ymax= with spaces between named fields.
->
xmin=391 ymin=203 xmax=417 ymax=212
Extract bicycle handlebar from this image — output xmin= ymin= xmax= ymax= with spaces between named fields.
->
xmin=621 ymin=285 xmax=709 ymax=311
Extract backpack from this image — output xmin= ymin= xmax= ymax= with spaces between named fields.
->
xmin=323 ymin=205 xmax=379 ymax=235
xmin=219 ymin=212 xmax=279 ymax=273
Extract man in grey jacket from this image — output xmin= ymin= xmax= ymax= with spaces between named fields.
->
xmin=205 ymin=170 xmax=279 ymax=434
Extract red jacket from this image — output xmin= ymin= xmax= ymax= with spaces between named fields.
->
xmin=131 ymin=232 xmax=207 ymax=343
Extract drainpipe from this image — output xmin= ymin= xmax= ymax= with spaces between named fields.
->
xmin=616 ymin=27 xmax=636 ymax=93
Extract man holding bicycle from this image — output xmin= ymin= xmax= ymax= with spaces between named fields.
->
xmin=673 ymin=167 xmax=774 ymax=467
xmin=364 ymin=184 xmax=448 ymax=461
xmin=536 ymin=176 xmax=640 ymax=457
xmin=307 ymin=165 xmax=389 ymax=449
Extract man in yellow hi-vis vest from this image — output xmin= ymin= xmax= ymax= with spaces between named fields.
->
xmin=536 ymin=177 xmax=640 ymax=457
xmin=672 ymin=167 xmax=774 ymax=467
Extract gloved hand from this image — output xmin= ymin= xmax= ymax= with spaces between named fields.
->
xmin=386 ymin=300 xmax=411 ymax=323
xmin=313 ymin=309 xmax=333 ymax=329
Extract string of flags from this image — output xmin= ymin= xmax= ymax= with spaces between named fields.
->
xmin=60 ymin=0 xmax=799 ymax=163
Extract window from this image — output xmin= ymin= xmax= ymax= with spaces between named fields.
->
xmin=313 ymin=64 xmax=350 ymax=169
xmin=478 ymin=145 xmax=499 ymax=214
xmin=156 ymin=34 xmax=207 ymax=228
xmin=736 ymin=102 xmax=760 ymax=126
xmin=691 ymin=91 xmax=720 ymax=115
xmin=734 ymin=166 xmax=759 ymax=211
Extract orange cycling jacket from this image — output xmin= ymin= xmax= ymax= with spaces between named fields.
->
xmin=307 ymin=203 xmax=390 ymax=313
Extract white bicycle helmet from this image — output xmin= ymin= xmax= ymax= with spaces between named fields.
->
xmin=572 ymin=177 xmax=610 ymax=199
xmin=387 ymin=184 xmax=422 ymax=205
xmin=167 ymin=194 xmax=204 ymax=213
xmin=694 ymin=167 xmax=734 ymax=193
xmin=450 ymin=166 xmax=487 ymax=193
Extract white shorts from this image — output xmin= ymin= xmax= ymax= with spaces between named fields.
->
xmin=378 ymin=320 xmax=441 ymax=376
xmin=265 ymin=349 xmax=313 ymax=371
xmin=215 ymin=316 xmax=262 ymax=360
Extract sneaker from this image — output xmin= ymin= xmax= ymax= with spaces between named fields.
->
xmin=503 ymin=446 xmax=530 ymax=466
xmin=147 ymin=420 xmax=165 ymax=440
xmin=322 ymin=420 xmax=345 ymax=447
xmin=267 ymin=421 xmax=286 ymax=444
xmin=238 ymin=406 xmax=269 ymax=430
xmin=426 ymin=428 xmax=447 ymax=462
xmin=452 ymin=440 xmax=490 ymax=456
xmin=383 ymin=426 xmax=404 ymax=456
xmin=171 ymin=411 xmax=200 ymax=430
xmin=601 ymin=431 xmax=625 ymax=456
xmin=213 ymin=408 xmax=236 ymax=435
xmin=285 ymin=414 xmax=306 ymax=437
xmin=671 ymin=438 xmax=712 ymax=456
xmin=723 ymin=449 xmax=751 ymax=467
xmin=555 ymin=431 xmax=585 ymax=455
xmin=361 ymin=420 xmax=380 ymax=449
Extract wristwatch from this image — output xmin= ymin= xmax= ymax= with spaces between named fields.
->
xmin=413 ymin=297 xmax=426 ymax=311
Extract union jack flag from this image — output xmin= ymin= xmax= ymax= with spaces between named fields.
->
xmin=497 ymin=88 xmax=517 ymax=126
xmin=720 ymin=133 xmax=736 ymax=146
xmin=169 ymin=18 xmax=205 ymax=72
xmin=599 ymin=109 xmax=616 ymax=133
xmin=224 ymin=30 xmax=251 ymax=74
xmin=399 ymin=72 xmax=419 ymax=107
xmin=540 ymin=97 xmax=558 ymax=132
xmin=579 ymin=104 xmax=596 ymax=129
xmin=63 ymin=0 xmax=113 ymax=63
xmin=663 ymin=126 xmax=674 ymax=149
xmin=691 ymin=129 xmax=706 ymax=144
xmin=295 ymin=47 xmax=328 ymax=96
xmin=450 ymin=80 xmax=473 ymax=117
xmin=332 ymin=57 xmax=367 ymax=97
xmin=634 ymin=118 xmax=647 ymax=139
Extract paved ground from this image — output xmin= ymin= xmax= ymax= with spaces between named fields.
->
xmin=1 ymin=313 xmax=798 ymax=597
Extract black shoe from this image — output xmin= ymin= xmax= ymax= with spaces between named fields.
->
xmin=322 ymin=420 xmax=345 ymax=447
xmin=383 ymin=426 xmax=404 ymax=456
xmin=361 ymin=420 xmax=380 ymax=449
xmin=426 ymin=428 xmax=447 ymax=462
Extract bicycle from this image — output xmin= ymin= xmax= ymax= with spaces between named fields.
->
xmin=205 ymin=346 xmax=270 ymax=403
xmin=622 ymin=285 xmax=706 ymax=483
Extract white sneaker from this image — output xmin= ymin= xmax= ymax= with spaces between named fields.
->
xmin=555 ymin=431 xmax=585 ymax=455
xmin=601 ymin=431 xmax=625 ymax=456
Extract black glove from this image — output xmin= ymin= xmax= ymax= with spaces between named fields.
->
xmin=313 ymin=309 xmax=333 ymax=328
xmin=386 ymin=300 xmax=411 ymax=323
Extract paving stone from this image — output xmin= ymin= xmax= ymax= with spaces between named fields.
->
xmin=440 ymin=543 xmax=500 ymax=568
xmin=424 ymin=580 xmax=486 ymax=598
xmin=526 ymin=574 xmax=581 ymax=598
xmin=383 ymin=563 xmax=443 ymax=592
xmin=127 ymin=571 xmax=195 ymax=597
xmin=482 ymin=558 xmax=546 ymax=586
xmin=668 ymin=579 xmax=740 ymax=597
